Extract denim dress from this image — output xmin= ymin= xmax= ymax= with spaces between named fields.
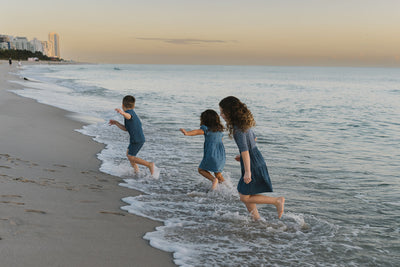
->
xmin=198 ymin=125 xmax=226 ymax=173
xmin=234 ymin=128 xmax=273 ymax=195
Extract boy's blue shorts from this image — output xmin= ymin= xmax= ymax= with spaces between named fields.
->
xmin=127 ymin=142 xmax=144 ymax=156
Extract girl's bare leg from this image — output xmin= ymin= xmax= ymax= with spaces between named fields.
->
xmin=215 ymin=172 xmax=225 ymax=183
xmin=240 ymin=193 xmax=285 ymax=219
xmin=198 ymin=168 xmax=218 ymax=190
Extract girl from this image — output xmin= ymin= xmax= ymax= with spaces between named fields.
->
xmin=180 ymin=109 xmax=226 ymax=190
xmin=219 ymin=96 xmax=285 ymax=220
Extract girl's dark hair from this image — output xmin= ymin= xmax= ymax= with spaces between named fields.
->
xmin=123 ymin=95 xmax=135 ymax=109
xmin=200 ymin=109 xmax=224 ymax=132
xmin=219 ymin=96 xmax=255 ymax=137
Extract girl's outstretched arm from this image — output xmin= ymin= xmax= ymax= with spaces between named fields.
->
xmin=180 ymin=128 xmax=204 ymax=136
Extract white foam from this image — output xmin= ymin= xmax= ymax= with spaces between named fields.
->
xmin=13 ymin=64 xmax=399 ymax=266
xmin=151 ymin=165 xmax=161 ymax=179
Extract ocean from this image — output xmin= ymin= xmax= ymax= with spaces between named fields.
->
xmin=13 ymin=64 xmax=400 ymax=266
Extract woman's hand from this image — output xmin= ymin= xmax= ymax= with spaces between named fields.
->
xmin=243 ymin=171 xmax=252 ymax=184
xmin=235 ymin=155 xmax=240 ymax=162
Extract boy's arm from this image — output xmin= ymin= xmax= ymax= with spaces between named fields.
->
xmin=115 ymin=108 xmax=132 ymax=120
xmin=180 ymin=128 xmax=204 ymax=136
xmin=109 ymin=120 xmax=127 ymax=131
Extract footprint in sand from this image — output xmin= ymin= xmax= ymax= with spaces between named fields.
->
xmin=43 ymin=169 xmax=58 ymax=173
xmin=1 ymin=195 xmax=22 ymax=198
xmin=99 ymin=211 xmax=126 ymax=216
xmin=53 ymin=164 xmax=68 ymax=168
xmin=0 ymin=201 xmax=25 ymax=205
xmin=0 ymin=166 xmax=11 ymax=169
xmin=25 ymin=209 xmax=47 ymax=214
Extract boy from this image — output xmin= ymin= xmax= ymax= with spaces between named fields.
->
xmin=109 ymin=95 xmax=156 ymax=175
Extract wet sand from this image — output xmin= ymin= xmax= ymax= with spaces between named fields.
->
xmin=0 ymin=61 xmax=175 ymax=266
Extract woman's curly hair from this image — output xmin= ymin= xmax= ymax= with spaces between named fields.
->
xmin=200 ymin=109 xmax=224 ymax=132
xmin=219 ymin=96 xmax=255 ymax=137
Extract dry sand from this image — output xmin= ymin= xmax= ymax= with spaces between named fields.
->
xmin=0 ymin=61 xmax=175 ymax=267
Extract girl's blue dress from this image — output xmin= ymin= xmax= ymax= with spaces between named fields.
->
xmin=199 ymin=125 xmax=226 ymax=173
xmin=234 ymin=128 xmax=273 ymax=195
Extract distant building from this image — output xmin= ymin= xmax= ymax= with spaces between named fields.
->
xmin=13 ymin=37 xmax=30 ymax=50
xmin=0 ymin=35 xmax=12 ymax=49
xmin=29 ymin=38 xmax=44 ymax=54
xmin=48 ymin=32 xmax=60 ymax=58
xmin=1 ymin=32 xmax=61 ymax=59
xmin=41 ymin=41 xmax=52 ymax=57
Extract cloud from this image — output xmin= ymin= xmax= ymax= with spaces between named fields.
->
xmin=136 ymin=37 xmax=237 ymax=45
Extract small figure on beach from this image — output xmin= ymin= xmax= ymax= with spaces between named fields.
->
xmin=180 ymin=109 xmax=226 ymax=190
xmin=219 ymin=96 xmax=285 ymax=220
xmin=8 ymin=58 xmax=12 ymax=66
xmin=109 ymin=95 xmax=156 ymax=176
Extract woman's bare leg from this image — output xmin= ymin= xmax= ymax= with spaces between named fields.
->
xmin=240 ymin=193 xmax=285 ymax=219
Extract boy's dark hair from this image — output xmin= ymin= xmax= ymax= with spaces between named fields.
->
xmin=123 ymin=95 xmax=135 ymax=109
xmin=200 ymin=109 xmax=224 ymax=132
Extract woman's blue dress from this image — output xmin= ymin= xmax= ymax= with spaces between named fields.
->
xmin=198 ymin=125 xmax=226 ymax=173
xmin=234 ymin=128 xmax=273 ymax=195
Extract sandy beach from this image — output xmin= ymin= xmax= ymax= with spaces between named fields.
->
xmin=0 ymin=61 xmax=175 ymax=267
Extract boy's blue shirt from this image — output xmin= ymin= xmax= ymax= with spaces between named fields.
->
xmin=124 ymin=109 xmax=145 ymax=143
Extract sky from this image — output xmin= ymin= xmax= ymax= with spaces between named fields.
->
xmin=1 ymin=0 xmax=400 ymax=66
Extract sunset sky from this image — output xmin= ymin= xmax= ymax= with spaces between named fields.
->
xmin=1 ymin=0 xmax=400 ymax=66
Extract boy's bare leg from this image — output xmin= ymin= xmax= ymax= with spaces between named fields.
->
xmin=214 ymin=172 xmax=225 ymax=183
xmin=198 ymin=168 xmax=218 ymax=190
xmin=126 ymin=150 xmax=140 ymax=173
xmin=127 ymin=155 xmax=155 ymax=175
xmin=131 ymin=162 xmax=140 ymax=173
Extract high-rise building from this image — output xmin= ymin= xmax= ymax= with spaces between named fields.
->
xmin=13 ymin=37 xmax=29 ymax=50
xmin=29 ymin=38 xmax=44 ymax=54
xmin=0 ymin=35 xmax=12 ymax=49
xmin=48 ymin=32 xmax=60 ymax=58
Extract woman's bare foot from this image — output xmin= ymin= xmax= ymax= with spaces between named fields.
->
xmin=276 ymin=197 xmax=285 ymax=219
xmin=250 ymin=208 xmax=261 ymax=221
xmin=211 ymin=178 xmax=218 ymax=190
xmin=149 ymin=162 xmax=155 ymax=175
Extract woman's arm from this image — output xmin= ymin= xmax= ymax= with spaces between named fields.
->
xmin=241 ymin=150 xmax=252 ymax=184
xmin=180 ymin=128 xmax=204 ymax=136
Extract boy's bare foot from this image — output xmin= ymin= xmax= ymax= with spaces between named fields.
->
xmin=211 ymin=178 xmax=218 ymax=190
xmin=276 ymin=197 xmax=285 ymax=219
xmin=133 ymin=164 xmax=139 ymax=174
xmin=149 ymin=162 xmax=155 ymax=175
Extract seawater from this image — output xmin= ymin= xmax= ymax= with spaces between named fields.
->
xmin=14 ymin=64 xmax=400 ymax=266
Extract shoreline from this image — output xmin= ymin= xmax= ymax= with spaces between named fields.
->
xmin=0 ymin=60 xmax=175 ymax=266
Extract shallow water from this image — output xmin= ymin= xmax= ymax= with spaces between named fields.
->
xmin=15 ymin=64 xmax=400 ymax=266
